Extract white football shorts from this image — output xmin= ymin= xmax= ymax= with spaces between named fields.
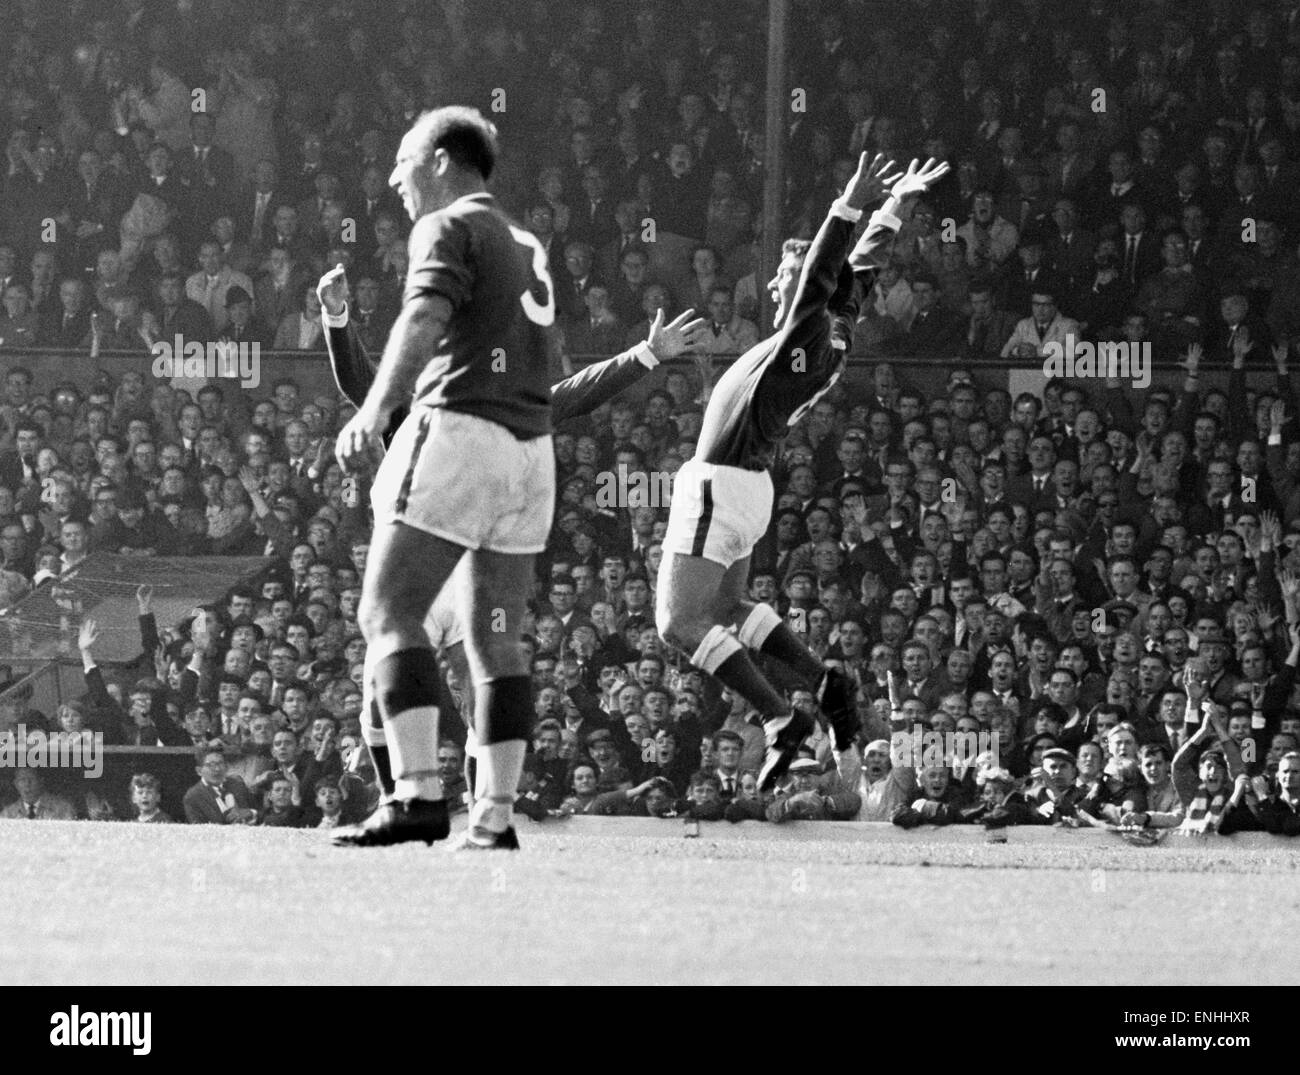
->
xmin=662 ymin=458 xmax=774 ymax=568
xmin=372 ymin=408 xmax=555 ymax=555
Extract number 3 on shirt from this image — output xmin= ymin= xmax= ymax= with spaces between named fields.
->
xmin=508 ymin=225 xmax=556 ymax=327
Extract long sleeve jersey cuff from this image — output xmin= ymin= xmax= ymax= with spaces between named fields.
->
xmin=869 ymin=208 xmax=903 ymax=232
xmin=631 ymin=341 xmax=658 ymax=369
xmin=829 ymin=199 xmax=864 ymax=223
xmin=321 ymin=303 xmax=349 ymax=328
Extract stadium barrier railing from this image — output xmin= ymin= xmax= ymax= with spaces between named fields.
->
xmin=0 ymin=346 xmax=1277 ymax=415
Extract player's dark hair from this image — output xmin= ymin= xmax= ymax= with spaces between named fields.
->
xmin=413 ymin=106 xmax=499 ymax=180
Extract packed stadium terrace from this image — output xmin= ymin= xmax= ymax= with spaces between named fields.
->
xmin=0 ymin=0 xmax=1299 ymax=833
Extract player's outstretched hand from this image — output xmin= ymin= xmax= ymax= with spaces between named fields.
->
xmin=317 ymin=263 xmax=349 ymax=317
xmin=336 ymin=404 xmax=388 ymax=475
xmin=889 ymin=158 xmax=952 ymax=200
xmin=647 ymin=307 xmax=708 ymax=359
xmin=843 ymin=152 xmax=903 ymax=211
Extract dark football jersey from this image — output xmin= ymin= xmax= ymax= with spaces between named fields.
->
xmin=694 ymin=203 xmax=900 ymax=470
xmin=403 ymin=192 xmax=556 ymax=439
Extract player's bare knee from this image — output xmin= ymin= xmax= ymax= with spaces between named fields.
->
xmin=357 ymin=594 xmax=421 ymax=651
xmin=466 ymin=628 xmax=526 ymax=678
xmin=355 ymin=592 xmax=385 ymax=641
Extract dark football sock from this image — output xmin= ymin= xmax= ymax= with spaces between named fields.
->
xmin=759 ymin=622 xmax=825 ymax=683
xmin=374 ymin=647 xmax=442 ymax=800
xmin=362 ymin=701 xmax=396 ymax=798
xmin=713 ymin=651 xmax=789 ymax=720
xmin=476 ymin=676 xmax=531 ymax=821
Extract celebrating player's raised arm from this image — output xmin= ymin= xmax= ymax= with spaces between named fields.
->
xmin=848 ymin=157 xmax=951 ymax=274
xmin=319 ymin=264 xmax=409 ymax=444
xmin=774 ymin=152 xmax=902 ymax=335
xmin=335 ymin=292 xmax=452 ymax=474
xmin=550 ymin=308 xmax=707 ymax=418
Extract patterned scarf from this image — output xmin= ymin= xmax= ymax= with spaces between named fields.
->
xmin=1181 ymin=783 xmax=1230 ymax=834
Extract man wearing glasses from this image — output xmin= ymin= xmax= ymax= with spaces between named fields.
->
xmin=548 ymin=579 xmax=580 ymax=630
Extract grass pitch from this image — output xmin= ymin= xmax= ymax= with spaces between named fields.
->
xmin=3 ymin=817 xmax=1298 ymax=985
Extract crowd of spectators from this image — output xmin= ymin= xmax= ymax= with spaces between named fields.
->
xmin=2 ymin=0 xmax=1300 ymax=835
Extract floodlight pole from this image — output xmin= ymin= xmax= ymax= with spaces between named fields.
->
xmin=759 ymin=0 xmax=788 ymax=333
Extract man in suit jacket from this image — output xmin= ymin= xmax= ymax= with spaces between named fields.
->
xmin=349 ymin=276 xmax=395 ymax=353
xmin=210 ymin=215 xmax=254 ymax=277
xmin=1091 ymin=150 xmax=1153 ymax=232
xmin=565 ymin=284 xmax=625 ymax=357
xmin=1184 ymin=457 xmax=1250 ymax=538
xmin=175 ymin=113 xmax=236 ymax=210
xmin=598 ymin=201 xmax=649 ymax=284
xmin=67 ymin=148 xmax=129 ymax=271
xmin=901 ymin=640 xmax=947 ymax=712
xmin=891 ymin=273 xmax=962 ymax=356
xmin=1000 ymin=285 xmax=1081 ymax=359
xmin=694 ymin=286 xmax=760 ymax=358
xmin=1043 ymin=122 xmax=1096 ymax=200
xmin=1007 ymin=433 xmax=1059 ymax=514
xmin=139 ymin=142 xmax=187 ymax=215
xmin=557 ymin=241 xmax=603 ymax=326
xmin=1206 ymin=288 xmax=1273 ymax=366
xmin=153 ymin=273 xmax=214 ymax=342
xmin=1001 ymin=231 xmax=1063 ymax=319
xmin=247 ymin=728 xmax=342 ymax=809
xmin=568 ymin=164 xmax=618 ymax=248
xmin=217 ymin=286 xmax=273 ymax=348
xmin=39 ymin=278 xmax=92 ymax=346
xmin=1 ymin=770 xmax=76 ymax=820
xmin=606 ymin=244 xmax=653 ymax=325
xmin=1116 ymin=204 xmax=1162 ymax=291
xmin=296 ymin=172 xmax=348 ymax=250
xmin=185 ymin=242 xmax=254 ymax=333
xmin=240 ymin=158 xmax=282 ymax=252
xmin=182 ymin=745 xmax=257 ymax=823
xmin=1046 ymin=200 xmax=1095 ymax=294
xmin=353 ymin=164 xmax=403 ymax=232
xmin=255 ymin=247 xmax=310 ymax=331
xmin=962 ymin=283 xmax=1019 ymax=360
xmin=264 ymin=204 xmax=315 ymax=266
xmin=0 ymin=283 xmax=40 ymax=349
xmin=1258 ymin=138 xmax=1299 ymax=231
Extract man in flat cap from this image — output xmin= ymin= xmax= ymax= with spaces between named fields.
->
xmin=766 ymin=756 xmax=861 ymax=822
xmin=1023 ymin=746 xmax=1085 ymax=823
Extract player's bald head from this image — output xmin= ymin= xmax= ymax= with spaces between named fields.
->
xmin=403 ymin=106 xmax=498 ymax=181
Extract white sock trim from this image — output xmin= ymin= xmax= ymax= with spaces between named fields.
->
xmin=737 ymin=603 xmax=782 ymax=649
xmin=395 ymin=775 xmax=443 ymax=801
xmin=691 ymin=625 xmax=743 ymax=675
xmin=385 ymin=706 xmax=440 ymax=779
xmin=478 ymin=739 xmax=526 ymax=806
